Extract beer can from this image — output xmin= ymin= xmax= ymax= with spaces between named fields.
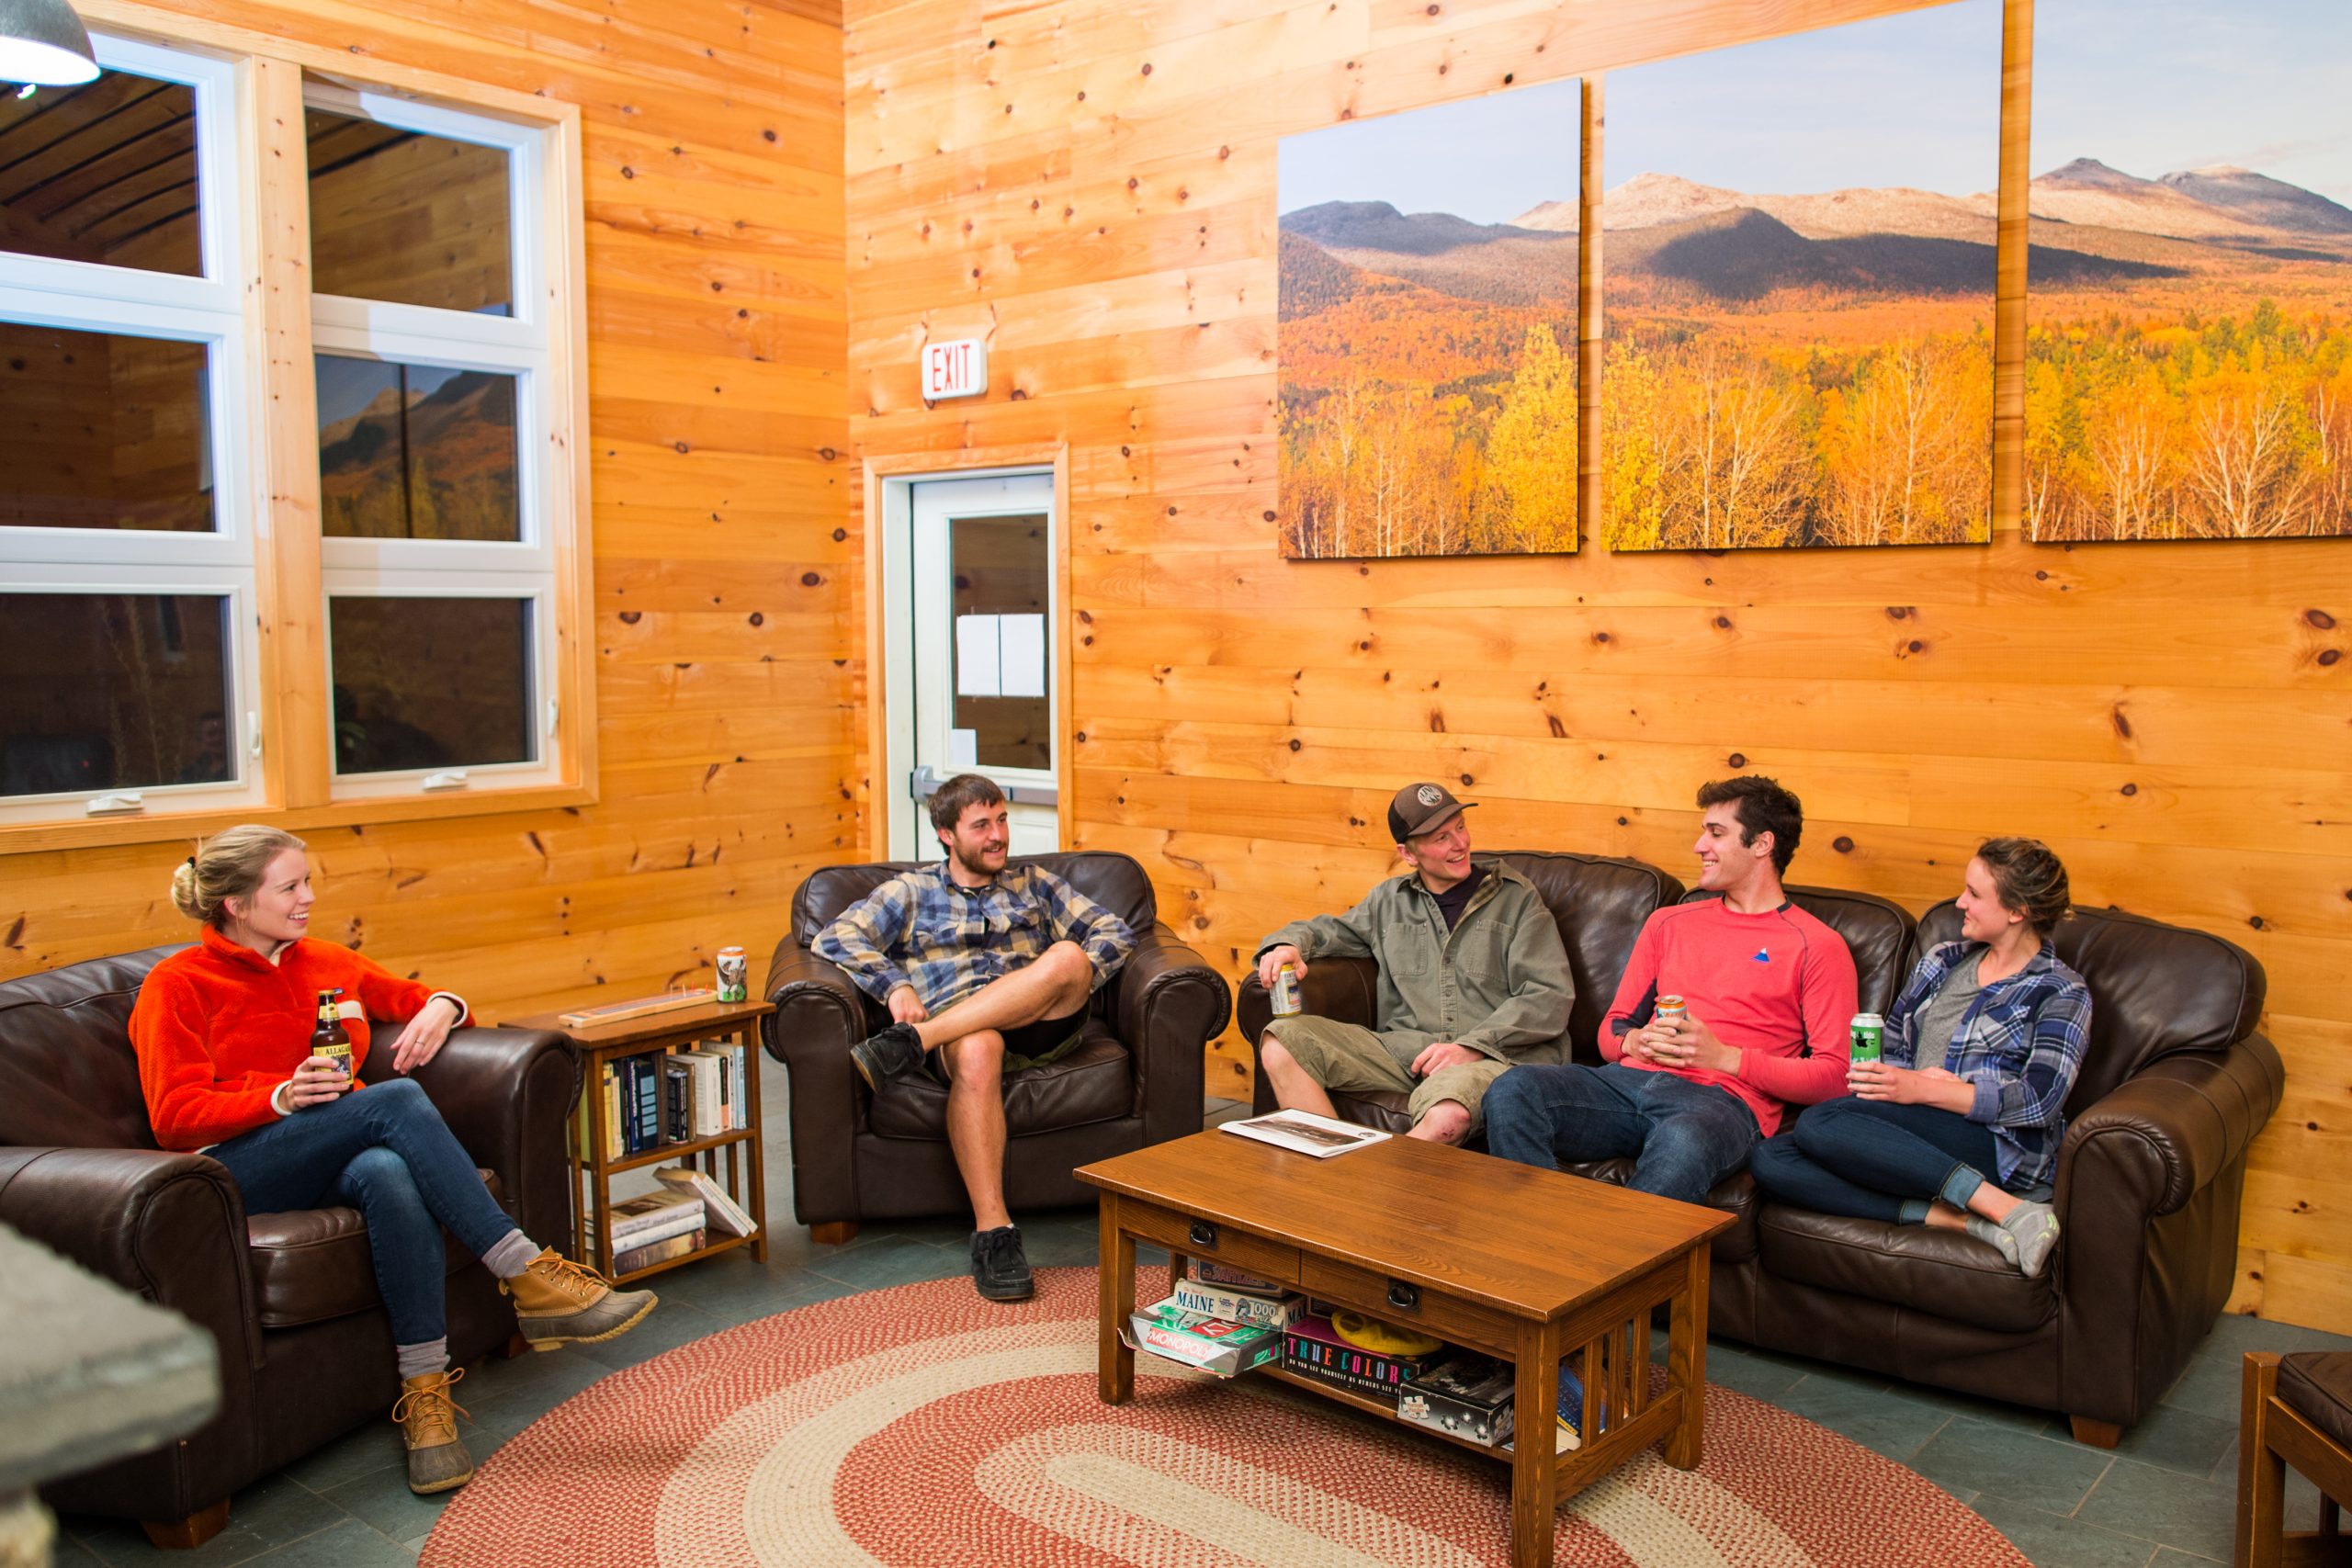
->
xmin=1271 ymin=962 xmax=1303 ymax=1019
xmin=1850 ymin=1012 xmax=1885 ymax=1064
xmin=1655 ymin=994 xmax=1688 ymax=1028
xmin=716 ymin=945 xmax=748 ymax=1003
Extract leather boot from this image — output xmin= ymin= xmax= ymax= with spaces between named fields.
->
xmin=392 ymin=1368 xmax=475 ymax=1495
xmin=502 ymin=1247 xmax=658 ymax=1350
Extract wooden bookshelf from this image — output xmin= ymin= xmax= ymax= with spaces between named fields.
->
xmin=506 ymin=996 xmax=773 ymax=1281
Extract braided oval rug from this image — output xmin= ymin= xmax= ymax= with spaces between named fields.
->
xmin=421 ymin=1267 xmax=2025 ymax=1568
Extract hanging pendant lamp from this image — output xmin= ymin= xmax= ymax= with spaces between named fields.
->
xmin=0 ymin=0 xmax=100 ymax=88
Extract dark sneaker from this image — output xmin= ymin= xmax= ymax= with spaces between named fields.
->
xmin=848 ymin=1021 xmax=925 ymax=1091
xmin=970 ymin=1225 xmax=1035 ymax=1301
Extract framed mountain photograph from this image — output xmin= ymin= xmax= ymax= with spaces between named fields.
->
xmin=2026 ymin=1 xmax=2352 ymax=542
xmin=1276 ymin=78 xmax=1583 ymax=558
xmin=1600 ymin=0 xmax=2000 ymax=551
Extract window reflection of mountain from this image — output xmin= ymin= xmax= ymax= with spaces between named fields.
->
xmin=333 ymin=685 xmax=450 ymax=774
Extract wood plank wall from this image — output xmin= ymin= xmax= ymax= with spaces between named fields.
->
xmin=841 ymin=0 xmax=2352 ymax=1327
xmin=2 ymin=0 xmax=853 ymax=1020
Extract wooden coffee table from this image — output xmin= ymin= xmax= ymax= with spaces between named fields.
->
xmin=1077 ymin=1131 xmax=1734 ymax=1568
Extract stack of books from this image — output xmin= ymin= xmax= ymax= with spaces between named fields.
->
xmin=603 ymin=1187 xmax=706 ymax=1275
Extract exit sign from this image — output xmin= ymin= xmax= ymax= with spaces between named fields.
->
xmin=922 ymin=339 xmax=988 ymax=400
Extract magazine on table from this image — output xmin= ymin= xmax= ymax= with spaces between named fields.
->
xmin=1218 ymin=1109 xmax=1391 ymax=1158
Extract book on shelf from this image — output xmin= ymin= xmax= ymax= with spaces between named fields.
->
xmin=613 ymin=1227 xmax=705 ymax=1275
xmin=662 ymin=1060 xmax=694 ymax=1144
xmin=673 ymin=1048 xmax=728 ymax=1138
xmin=1218 ymin=1109 xmax=1390 ymax=1158
xmin=655 ymin=1166 xmax=758 ymax=1238
xmin=727 ymin=1042 xmax=748 ymax=1129
xmin=628 ymin=1055 xmax=662 ymax=1154
xmin=1170 ymin=1278 xmax=1305 ymax=1330
xmin=607 ymin=1189 xmax=705 ymax=1245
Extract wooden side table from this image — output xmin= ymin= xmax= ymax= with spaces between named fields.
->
xmin=506 ymin=997 xmax=773 ymax=1282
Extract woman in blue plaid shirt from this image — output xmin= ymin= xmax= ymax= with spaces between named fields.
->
xmin=1749 ymin=839 xmax=2090 ymax=1278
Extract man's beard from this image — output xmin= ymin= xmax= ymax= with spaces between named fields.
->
xmin=951 ymin=840 xmax=1003 ymax=877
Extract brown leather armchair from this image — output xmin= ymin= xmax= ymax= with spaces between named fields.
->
xmin=0 ymin=946 xmax=579 ymax=1547
xmin=763 ymin=851 xmax=1232 ymax=1243
xmin=1736 ymin=900 xmax=2281 ymax=1445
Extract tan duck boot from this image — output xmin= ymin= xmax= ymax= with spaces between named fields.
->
xmin=502 ymin=1247 xmax=658 ymax=1350
xmin=392 ymin=1368 xmax=475 ymax=1495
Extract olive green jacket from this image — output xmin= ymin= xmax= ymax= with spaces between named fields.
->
xmin=1256 ymin=860 xmax=1574 ymax=1064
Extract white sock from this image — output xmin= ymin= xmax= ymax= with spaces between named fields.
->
xmin=396 ymin=1338 xmax=448 ymax=1381
xmin=482 ymin=1230 xmax=540 ymax=1280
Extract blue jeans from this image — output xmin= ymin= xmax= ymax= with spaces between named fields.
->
xmin=1750 ymin=1096 xmax=2011 ymax=1224
xmin=1484 ymin=1063 xmax=1759 ymax=1205
xmin=209 ymin=1078 xmax=518 ymax=1346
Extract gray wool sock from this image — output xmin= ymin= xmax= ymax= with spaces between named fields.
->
xmin=1997 ymin=1201 xmax=2062 ymax=1279
xmin=1964 ymin=1214 xmax=2021 ymax=1265
xmin=481 ymin=1230 xmax=540 ymax=1280
xmin=396 ymin=1338 xmax=449 ymax=1381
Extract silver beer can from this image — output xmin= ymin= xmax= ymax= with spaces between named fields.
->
xmin=716 ymin=945 xmax=748 ymax=1003
xmin=1271 ymin=962 xmax=1302 ymax=1019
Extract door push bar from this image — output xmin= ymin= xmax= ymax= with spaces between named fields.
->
xmin=910 ymin=763 xmax=1057 ymax=807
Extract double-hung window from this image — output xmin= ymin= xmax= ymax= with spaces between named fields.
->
xmin=0 ymin=37 xmax=260 ymax=824
xmin=305 ymin=84 xmax=565 ymax=799
xmin=0 ymin=22 xmax=590 ymax=844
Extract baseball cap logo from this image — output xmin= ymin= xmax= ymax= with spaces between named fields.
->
xmin=1417 ymin=784 xmax=1444 ymax=807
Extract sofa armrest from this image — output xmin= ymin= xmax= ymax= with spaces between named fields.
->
xmin=763 ymin=950 xmax=874 ymax=1226
xmin=2057 ymin=1034 xmax=2284 ymax=1222
xmin=402 ymin=1027 xmax=580 ymax=1252
xmin=0 ymin=1146 xmax=262 ymax=1377
xmin=1237 ymin=956 xmax=1381 ymax=1112
xmin=1113 ymin=924 xmax=1230 ymax=1142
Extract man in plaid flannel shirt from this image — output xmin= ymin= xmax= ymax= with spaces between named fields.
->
xmin=814 ymin=773 xmax=1135 ymax=1300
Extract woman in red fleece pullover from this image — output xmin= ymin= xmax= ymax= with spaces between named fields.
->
xmin=131 ymin=825 xmax=657 ymax=1496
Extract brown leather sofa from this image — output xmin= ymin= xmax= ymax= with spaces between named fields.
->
xmin=1237 ymin=854 xmax=2282 ymax=1441
xmin=763 ymin=851 xmax=1232 ymax=1243
xmin=0 ymin=946 xmax=579 ymax=1546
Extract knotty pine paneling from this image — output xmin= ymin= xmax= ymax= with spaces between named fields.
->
xmin=2 ymin=0 xmax=854 ymax=1021
xmin=842 ymin=0 xmax=2352 ymax=1326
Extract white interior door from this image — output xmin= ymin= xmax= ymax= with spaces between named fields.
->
xmin=891 ymin=471 xmax=1060 ymax=861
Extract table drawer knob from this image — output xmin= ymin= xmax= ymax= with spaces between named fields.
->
xmin=1188 ymin=1220 xmax=1218 ymax=1249
xmin=1385 ymin=1280 xmax=1420 ymax=1314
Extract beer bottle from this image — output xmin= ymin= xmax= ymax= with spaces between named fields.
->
xmin=311 ymin=989 xmax=354 ymax=1081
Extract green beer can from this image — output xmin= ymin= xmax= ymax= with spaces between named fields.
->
xmin=1849 ymin=1012 xmax=1884 ymax=1064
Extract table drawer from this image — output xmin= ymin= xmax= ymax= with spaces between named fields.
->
xmin=1298 ymin=1254 xmax=1520 ymax=1359
xmin=1114 ymin=1198 xmax=1299 ymax=1283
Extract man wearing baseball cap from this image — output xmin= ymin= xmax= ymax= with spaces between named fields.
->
xmin=1251 ymin=783 xmax=1574 ymax=1145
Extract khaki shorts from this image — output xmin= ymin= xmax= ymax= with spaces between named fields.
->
xmin=1261 ymin=1015 xmax=1513 ymax=1131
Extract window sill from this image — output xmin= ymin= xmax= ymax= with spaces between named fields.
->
xmin=0 ymin=781 xmax=599 ymax=856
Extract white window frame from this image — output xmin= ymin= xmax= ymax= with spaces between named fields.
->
xmin=304 ymin=83 xmax=568 ymax=800
xmin=0 ymin=32 xmax=264 ymax=826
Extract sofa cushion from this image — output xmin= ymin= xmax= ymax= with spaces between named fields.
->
xmin=1781 ymin=886 xmax=1916 ymax=1017
xmin=0 ymin=944 xmax=186 ymax=1151
xmin=1917 ymin=899 xmax=2264 ymax=1112
xmin=246 ymin=1168 xmax=504 ymax=1329
xmin=1755 ymin=1204 xmax=2055 ymax=1334
xmin=1566 ymin=1163 xmax=1759 ymax=1262
xmin=865 ymin=1027 xmax=1133 ymax=1141
xmin=1487 ymin=852 xmax=1681 ymax=1061
xmin=2278 ymin=1352 xmax=2352 ymax=1455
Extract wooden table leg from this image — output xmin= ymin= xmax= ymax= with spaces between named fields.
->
xmin=1510 ymin=1319 xmax=1563 ymax=1568
xmin=1666 ymin=1245 xmax=1710 ymax=1470
xmin=1166 ymin=1251 xmax=1187 ymax=1298
xmin=1099 ymin=1198 xmax=1136 ymax=1404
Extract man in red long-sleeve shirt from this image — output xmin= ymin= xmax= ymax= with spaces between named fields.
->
xmin=1486 ymin=776 xmax=1860 ymax=1204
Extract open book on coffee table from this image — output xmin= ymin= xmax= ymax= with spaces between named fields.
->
xmin=1218 ymin=1109 xmax=1390 ymax=1158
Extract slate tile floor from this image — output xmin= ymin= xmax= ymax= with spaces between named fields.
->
xmin=54 ymin=1082 xmax=2347 ymax=1567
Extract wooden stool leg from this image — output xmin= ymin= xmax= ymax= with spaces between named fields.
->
xmin=140 ymin=1499 xmax=229 ymax=1550
xmin=810 ymin=1221 xmax=858 ymax=1246
xmin=2240 ymin=1352 xmax=2286 ymax=1568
